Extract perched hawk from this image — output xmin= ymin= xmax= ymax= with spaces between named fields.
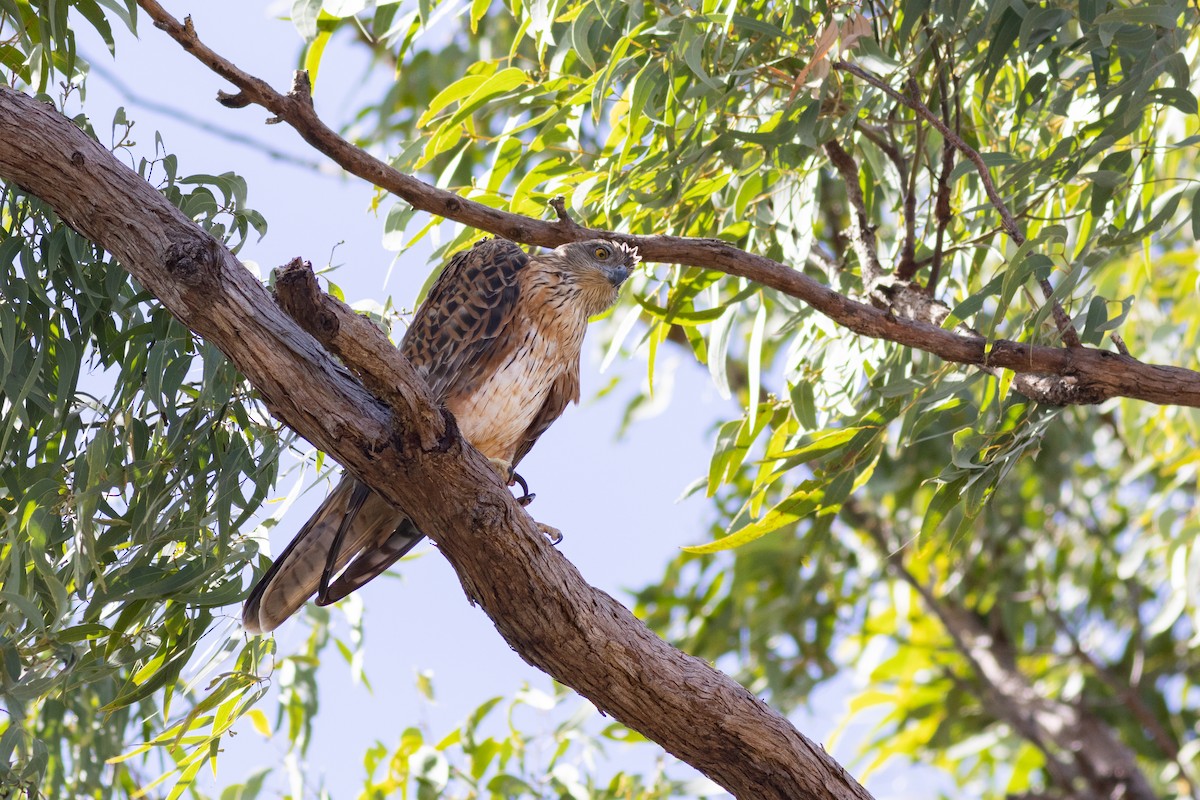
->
xmin=243 ymin=237 xmax=638 ymax=633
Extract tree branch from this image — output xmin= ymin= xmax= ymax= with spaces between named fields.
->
xmin=822 ymin=138 xmax=885 ymax=286
xmin=0 ymin=84 xmax=875 ymax=800
xmin=126 ymin=1 xmax=1200 ymax=409
xmin=272 ymin=258 xmax=448 ymax=452
xmin=845 ymin=501 xmax=1156 ymax=800
xmin=932 ymin=603 xmax=1156 ymax=800
xmin=1042 ymin=599 xmax=1197 ymax=796
xmin=927 ymin=47 xmax=957 ymax=295
xmin=825 ymin=138 xmax=883 ymax=287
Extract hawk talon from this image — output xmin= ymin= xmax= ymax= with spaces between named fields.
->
xmin=490 ymin=458 xmax=536 ymax=506
xmin=537 ymin=522 xmax=563 ymax=546
xmin=511 ymin=471 xmax=536 ymax=507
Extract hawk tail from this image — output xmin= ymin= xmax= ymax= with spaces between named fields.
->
xmin=242 ymin=478 xmax=423 ymax=634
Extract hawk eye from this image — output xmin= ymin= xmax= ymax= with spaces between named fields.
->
xmin=593 ymin=246 xmax=609 ymax=259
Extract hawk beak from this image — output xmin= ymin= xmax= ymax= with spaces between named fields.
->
xmin=606 ymin=265 xmax=631 ymax=287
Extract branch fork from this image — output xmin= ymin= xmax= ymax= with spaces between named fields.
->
xmin=272 ymin=258 xmax=446 ymax=452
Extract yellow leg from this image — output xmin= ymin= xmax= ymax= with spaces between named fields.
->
xmin=537 ymin=522 xmax=563 ymax=545
xmin=488 ymin=459 xmax=552 ymax=540
xmin=488 ymin=457 xmax=513 ymax=482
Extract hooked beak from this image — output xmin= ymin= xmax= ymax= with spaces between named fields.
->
xmin=605 ymin=264 xmax=631 ymax=287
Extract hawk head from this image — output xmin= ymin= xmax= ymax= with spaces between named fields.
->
xmin=550 ymin=239 xmax=640 ymax=316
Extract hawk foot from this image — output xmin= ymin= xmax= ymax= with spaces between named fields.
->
xmin=537 ymin=522 xmax=563 ymax=546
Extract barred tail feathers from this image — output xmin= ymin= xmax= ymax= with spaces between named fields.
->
xmin=241 ymin=477 xmax=419 ymax=634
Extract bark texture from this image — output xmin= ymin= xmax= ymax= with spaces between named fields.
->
xmin=0 ymin=85 xmax=874 ymax=800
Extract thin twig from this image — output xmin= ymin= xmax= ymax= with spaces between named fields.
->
xmin=896 ymin=83 xmax=923 ymax=280
xmin=833 ymin=60 xmax=1083 ymax=348
xmin=84 ymin=55 xmax=326 ymax=171
xmin=823 ymin=139 xmax=884 ymax=286
xmin=928 ymin=46 xmax=956 ymax=294
xmin=853 ymin=119 xmax=918 ymax=280
xmin=833 ymin=62 xmax=1017 ymax=237
xmin=548 ymin=195 xmax=579 ymax=228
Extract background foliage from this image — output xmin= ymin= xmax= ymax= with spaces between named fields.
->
xmin=2 ymin=0 xmax=1199 ymax=798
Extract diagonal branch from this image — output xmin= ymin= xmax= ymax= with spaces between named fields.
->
xmin=845 ymin=501 xmax=1157 ymax=800
xmin=130 ymin=1 xmax=1200 ymax=409
xmin=1042 ymin=598 xmax=1198 ymax=797
xmin=0 ymin=83 xmax=874 ymax=800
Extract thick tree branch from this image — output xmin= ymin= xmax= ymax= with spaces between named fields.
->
xmin=128 ymin=1 xmax=1200 ymax=409
xmin=1042 ymin=599 xmax=1197 ymax=797
xmin=933 ymin=602 xmax=1156 ymax=800
xmin=0 ymin=85 xmax=874 ymax=800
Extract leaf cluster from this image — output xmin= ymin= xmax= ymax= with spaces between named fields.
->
xmin=0 ymin=56 xmax=284 ymax=796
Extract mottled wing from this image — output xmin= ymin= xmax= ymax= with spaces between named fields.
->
xmin=401 ymin=238 xmax=528 ymax=402
xmin=243 ymin=239 xmax=530 ymax=633
xmin=511 ymin=369 xmax=580 ymax=468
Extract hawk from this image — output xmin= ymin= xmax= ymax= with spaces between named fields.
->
xmin=242 ymin=237 xmax=638 ymax=633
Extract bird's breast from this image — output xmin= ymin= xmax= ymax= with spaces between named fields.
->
xmin=446 ymin=317 xmax=582 ymax=462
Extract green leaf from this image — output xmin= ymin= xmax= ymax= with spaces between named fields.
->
xmin=747 ymin=302 xmax=766 ymax=431
xmin=1093 ymin=4 xmax=1182 ymax=29
xmin=419 ymin=72 xmax=493 ymax=127
xmin=632 ymin=293 xmax=728 ymax=325
xmin=678 ymin=21 xmax=721 ymax=90
xmin=684 ymin=486 xmax=821 ymax=553
xmin=302 ymin=30 xmax=332 ymax=89
xmin=469 ymin=0 xmax=488 ymax=33
xmin=443 ymin=67 xmax=530 ymax=128
xmin=74 ymin=0 xmax=115 ymax=54
xmin=920 ymin=478 xmax=967 ymax=540
xmin=772 ymin=427 xmax=867 ymax=464
xmin=707 ymin=306 xmax=735 ymax=400
xmin=292 ymin=0 xmax=322 ymax=41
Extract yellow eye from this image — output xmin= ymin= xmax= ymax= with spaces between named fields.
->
xmin=594 ymin=246 xmax=609 ymax=259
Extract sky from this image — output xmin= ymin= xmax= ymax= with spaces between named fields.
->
xmin=69 ymin=3 xmax=941 ymax=798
